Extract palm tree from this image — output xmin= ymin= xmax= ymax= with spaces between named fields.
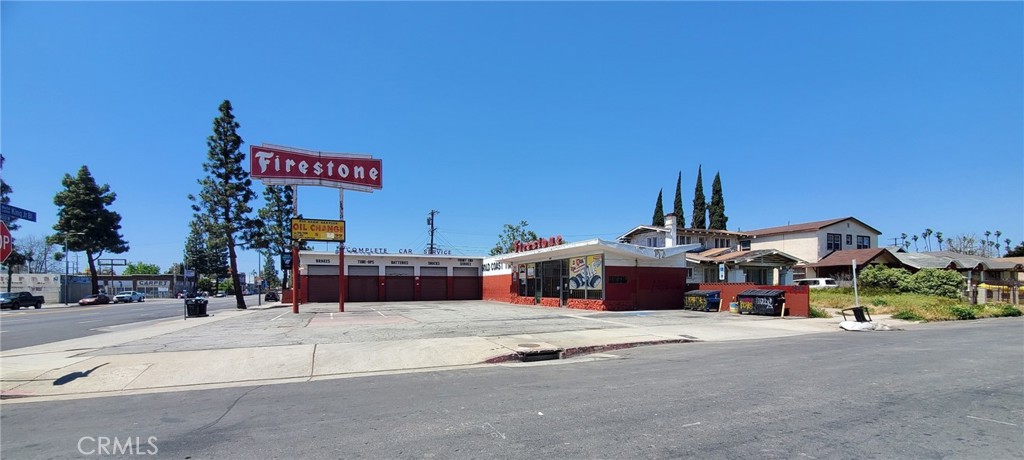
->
xmin=946 ymin=238 xmax=953 ymax=252
xmin=935 ymin=231 xmax=943 ymax=251
xmin=901 ymin=233 xmax=908 ymax=248
xmin=1006 ymin=238 xmax=1013 ymax=256
xmin=984 ymin=231 xmax=992 ymax=256
xmin=912 ymin=234 xmax=919 ymax=252
xmin=923 ymin=229 xmax=933 ymax=252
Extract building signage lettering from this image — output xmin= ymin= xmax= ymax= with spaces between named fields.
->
xmin=356 ymin=259 xmax=376 ymax=265
xmin=136 ymin=280 xmax=169 ymax=287
xmin=250 ymin=145 xmax=383 ymax=190
xmin=315 ymin=259 xmax=333 ymax=264
xmin=514 ymin=235 xmax=564 ymax=253
xmin=344 ymin=247 xmax=453 ymax=256
xmin=483 ymin=262 xmax=512 ymax=272
xmin=427 ymin=261 xmax=441 ymax=266
xmin=390 ymin=260 xmax=409 ymax=265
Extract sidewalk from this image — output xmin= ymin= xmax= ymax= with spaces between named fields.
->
xmin=0 ymin=300 xmax=907 ymax=402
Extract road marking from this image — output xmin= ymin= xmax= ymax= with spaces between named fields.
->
xmin=680 ymin=422 xmax=701 ymax=428
xmin=370 ymin=307 xmax=386 ymax=317
xmin=563 ymin=314 xmax=637 ymax=328
xmin=78 ymin=320 xmax=102 ymax=324
xmin=270 ymin=312 xmax=288 ymax=321
xmin=966 ymin=415 xmax=1017 ymax=426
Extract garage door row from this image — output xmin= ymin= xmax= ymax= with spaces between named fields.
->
xmin=306 ymin=266 xmax=482 ymax=303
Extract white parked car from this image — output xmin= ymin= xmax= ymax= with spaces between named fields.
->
xmin=792 ymin=278 xmax=839 ymax=289
xmin=113 ymin=291 xmax=146 ymax=303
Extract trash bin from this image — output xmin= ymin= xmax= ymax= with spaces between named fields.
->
xmin=736 ymin=289 xmax=786 ymax=316
xmin=684 ymin=290 xmax=722 ymax=312
xmin=185 ymin=296 xmax=209 ymax=318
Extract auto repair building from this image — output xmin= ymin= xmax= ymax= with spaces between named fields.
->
xmin=291 ymin=251 xmax=484 ymax=303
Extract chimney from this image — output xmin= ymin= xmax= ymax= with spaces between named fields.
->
xmin=665 ymin=213 xmax=677 ymax=248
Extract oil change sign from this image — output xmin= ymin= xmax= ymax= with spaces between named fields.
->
xmin=291 ymin=218 xmax=346 ymax=242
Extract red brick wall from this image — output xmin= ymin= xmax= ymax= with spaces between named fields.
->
xmin=698 ymin=282 xmax=809 ymax=317
xmin=483 ymin=274 xmax=514 ymax=303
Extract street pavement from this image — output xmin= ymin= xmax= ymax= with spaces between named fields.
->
xmin=0 ymin=295 xmax=262 ymax=350
xmin=0 ymin=299 xmax=929 ymax=402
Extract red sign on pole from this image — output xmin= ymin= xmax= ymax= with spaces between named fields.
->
xmin=0 ymin=221 xmax=12 ymax=264
xmin=250 ymin=144 xmax=383 ymax=191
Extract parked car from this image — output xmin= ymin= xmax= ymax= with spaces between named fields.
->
xmin=0 ymin=291 xmax=45 ymax=310
xmin=215 ymin=292 xmax=226 ymax=298
xmin=113 ymin=291 xmax=146 ymax=303
xmin=264 ymin=291 xmax=280 ymax=302
xmin=792 ymin=278 xmax=839 ymax=289
xmin=78 ymin=293 xmax=111 ymax=306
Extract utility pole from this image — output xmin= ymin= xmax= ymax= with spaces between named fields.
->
xmin=427 ymin=210 xmax=439 ymax=255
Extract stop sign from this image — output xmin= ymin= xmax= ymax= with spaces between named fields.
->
xmin=0 ymin=221 xmax=11 ymax=264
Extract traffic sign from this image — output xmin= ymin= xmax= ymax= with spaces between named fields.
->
xmin=0 ymin=221 xmax=12 ymax=264
xmin=1 ymin=204 xmax=36 ymax=222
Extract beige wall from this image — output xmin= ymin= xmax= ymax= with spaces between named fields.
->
xmin=749 ymin=220 xmax=879 ymax=263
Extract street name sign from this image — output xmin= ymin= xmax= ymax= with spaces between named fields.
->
xmin=1 ymin=204 xmax=36 ymax=222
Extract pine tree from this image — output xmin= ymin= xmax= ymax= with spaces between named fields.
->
xmin=188 ymin=100 xmax=256 ymax=309
xmin=251 ymin=185 xmax=304 ymax=288
xmin=672 ymin=171 xmax=684 ymax=225
xmin=651 ymin=189 xmax=665 ymax=227
xmin=691 ymin=166 xmax=706 ymax=229
xmin=708 ymin=172 xmax=729 ymax=230
xmin=48 ymin=166 xmax=130 ymax=295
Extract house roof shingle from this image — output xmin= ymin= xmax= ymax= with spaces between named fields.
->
xmin=746 ymin=217 xmax=882 ymax=237
xmin=806 ymin=248 xmax=901 ymax=268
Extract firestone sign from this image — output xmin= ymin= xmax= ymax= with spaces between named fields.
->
xmin=250 ymin=144 xmax=383 ymax=191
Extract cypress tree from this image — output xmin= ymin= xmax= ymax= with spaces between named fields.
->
xmin=691 ymin=165 xmax=707 ymax=229
xmin=672 ymin=171 xmax=684 ymax=224
xmin=651 ymin=189 xmax=665 ymax=226
xmin=709 ymin=172 xmax=729 ymax=230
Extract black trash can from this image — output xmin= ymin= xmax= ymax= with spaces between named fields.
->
xmin=684 ymin=290 xmax=722 ymax=312
xmin=185 ymin=296 xmax=209 ymax=318
xmin=736 ymin=289 xmax=786 ymax=315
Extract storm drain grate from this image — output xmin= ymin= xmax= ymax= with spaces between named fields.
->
xmin=520 ymin=350 xmax=562 ymax=362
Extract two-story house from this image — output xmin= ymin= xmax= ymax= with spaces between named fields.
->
xmin=744 ymin=217 xmax=882 ymax=278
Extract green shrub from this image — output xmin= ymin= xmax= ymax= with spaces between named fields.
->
xmin=892 ymin=310 xmax=924 ymax=321
xmin=950 ymin=305 xmax=978 ymax=320
xmin=995 ymin=305 xmax=1022 ymax=317
xmin=808 ymin=306 xmax=832 ymax=318
xmin=898 ymin=269 xmax=964 ymax=298
xmin=871 ymin=298 xmax=888 ymax=306
xmin=859 ymin=265 xmax=911 ymax=290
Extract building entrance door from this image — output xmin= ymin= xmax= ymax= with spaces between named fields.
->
xmin=560 ymin=276 xmax=569 ymax=307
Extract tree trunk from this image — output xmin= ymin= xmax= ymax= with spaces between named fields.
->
xmin=4 ymin=263 xmax=12 ymax=292
xmin=228 ymin=239 xmax=246 ymax=309
xmin=87 ymin=251 xmax=99 ymax=295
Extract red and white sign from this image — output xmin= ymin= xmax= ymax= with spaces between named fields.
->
xmin=0 ymin=221 xmax=12 ymax=264
xmin=250 ymin=144 xmax=383 ymax=191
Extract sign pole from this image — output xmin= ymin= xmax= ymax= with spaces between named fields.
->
xmin=292 ymin=185 xmax=300 ymax=314
xmin=339 ymin=189 xmax=345 ymax=313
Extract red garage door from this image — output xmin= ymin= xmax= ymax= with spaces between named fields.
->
xmin=385 ymin=266 xmax=415 ymax=301
xmin=452 ymin=267 xmax=482 ymax=300
xmin=308 ymin=275 xmax=338 ymax=302
xmin=347 ymin=265 xmax=379 ymax=302
xmin=420 ymin=266 xmax=448 ymax=301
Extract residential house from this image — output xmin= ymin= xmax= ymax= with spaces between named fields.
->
xmin=804 ymin=247 xmax=905 ymax=281
xmin=619 ymin=214 xmax=802 ymax=286
xmin=744 ymin=217 xmax=882 ymax=277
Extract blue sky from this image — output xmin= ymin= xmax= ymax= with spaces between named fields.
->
xmin=2 ymin=1 xmax=1022 ymax=275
